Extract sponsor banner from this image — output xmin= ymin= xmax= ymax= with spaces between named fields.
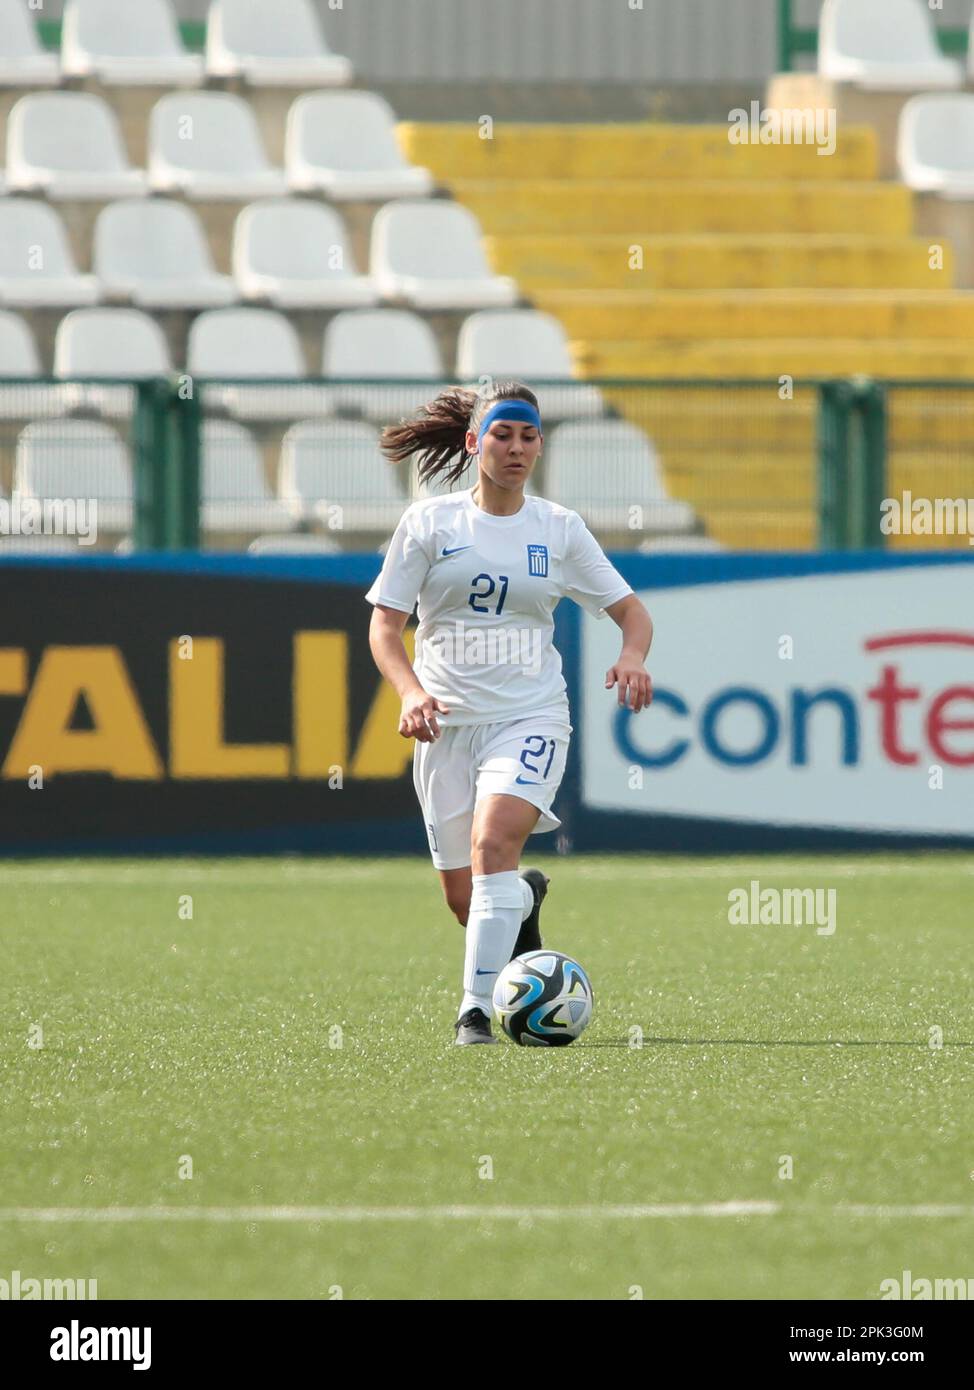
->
xmin=0 ymin=556 xmax=425 ymax=854
xmin=581 ymin=555 xmax=974 ymax=843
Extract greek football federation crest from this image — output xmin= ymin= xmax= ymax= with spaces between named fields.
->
xmin=527 ymin=544 xmax=549 ymax=577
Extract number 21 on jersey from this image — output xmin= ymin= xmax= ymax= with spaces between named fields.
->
xmin=468 ymin=573 xmax=509 ymax=615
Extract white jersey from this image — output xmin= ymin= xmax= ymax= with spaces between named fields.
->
xmin=365 ymin=488 xmax=633 ymax=727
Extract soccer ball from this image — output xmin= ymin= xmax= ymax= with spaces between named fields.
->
xmin=492 ymin=950 xmax=594 ymax=1046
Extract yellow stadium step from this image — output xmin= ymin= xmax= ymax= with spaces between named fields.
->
xmin=704 ymin=510 xmax=817 ymax=549
xmin=571 ymin=337 xmax=974 ymax=378
xmin=603 ymin=392 xmax=817 ymax=447
xmin=659 ymin=456 xmax=815 ymax=505
xmin=887 ymin=455 xmax=974 ymax=499
xmin=486 ymin=235 xmax=951 ymax=291
xmin=451 ymin=181 xmax=912 ymax=236
xmin=533 ymin=291 xmax=974 ymax=341
xmin=888 ymin=530 xmax=973 ymax=551
xmin=398 ymin=122 xmax=878 ymax=182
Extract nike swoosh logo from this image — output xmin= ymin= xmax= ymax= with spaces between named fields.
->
xmin=515 ymin=776 xmax=543 ymax=785
xmin=442 ymin=545 xmax=472 ymax=556
xmin=475 ymin=969 xmax=497 ymax=976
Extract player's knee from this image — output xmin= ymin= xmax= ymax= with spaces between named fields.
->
xmin=470 ymin=829 xmax=518 ymax=875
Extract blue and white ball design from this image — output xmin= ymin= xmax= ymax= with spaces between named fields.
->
xmin=492 ymin=950 xmax=594 ymax=1046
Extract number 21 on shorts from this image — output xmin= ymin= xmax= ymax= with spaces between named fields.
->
xmin=518 ymin=734 xmax=557 ymax=784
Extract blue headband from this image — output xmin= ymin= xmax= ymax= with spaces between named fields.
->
xmin=475 ymin=401 xmax=543 ymax=452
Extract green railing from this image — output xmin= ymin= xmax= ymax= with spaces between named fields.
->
xmin=777 ymin=0 xmax=969 ymax=71
xmin=1 ymin=376 xmax=971 ymax=555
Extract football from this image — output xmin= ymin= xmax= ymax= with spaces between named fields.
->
xmin=492 ymin=950 xmax=594 ymax=1046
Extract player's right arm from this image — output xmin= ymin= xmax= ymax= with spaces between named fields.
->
xmin=368 ymin=604 xmax=450 ymax=742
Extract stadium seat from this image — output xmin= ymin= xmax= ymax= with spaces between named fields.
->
xmin=322 ymin=309 xmax=444 ymax=420
xmin=637 ymin=535 xmax=726 ymax=553
xmin=0 ymin=534 xmax=86 ymax=553
xmin=455 ymin=311 xmax=604 ymax=420
xmin=201 ymin=420 xmax=293 ymax=534
xmin=545 ymin=420 xmax=695 ymax=533
xmin=0 ymin=200 xmax=99 ymax=307
xmin=248 ymin=533 xmax=343 ymax=555
xmin=149 ymin=92 xmax=287 ymax=199
xmin=278 ymin=419 xmax=406 ymax=530
xmin=61 ymin=0 xmax=203 ymax=84
xmin=94 ymin=200 xmax=236 ymax=308
xmin=818 ymin=0 xmax=963 ymax=90
xmin=898 ymin=94 xmax=974 ymax=199
xmin=371 ymin=200 xmax=519 ymax=309
xmin=285 ymin=92 xmax=433 ymax=200
xmin=232 ymin=199 xmax=378 ymax=307
xmin=0 ymin=311 xmax=70 ymax=420
xmin=206 ymin=0 xmax=352 ymax=85
xmin=6 ymin=93 xmax=147 ymax=199
xmin=411 ymin=465 xmax=475 ymax=501
xmin=187 ymin=307 xmax=330 ymax=419
xmin=411 ymin=465 xmax=536 ymax=502
xmin=15 ymin=419 xmax=133 ymax=532
xmin=53 ymin=308 xmax=171 ymax=418
xmin=0 ymin=0 xmax=61 ymax=85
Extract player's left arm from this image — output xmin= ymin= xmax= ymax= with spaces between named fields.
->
xmin=603 ymin=593 xmax=654 ymax=712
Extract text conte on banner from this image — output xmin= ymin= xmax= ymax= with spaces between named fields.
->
xmin=580 ymin=554 xmax=974 ymax=848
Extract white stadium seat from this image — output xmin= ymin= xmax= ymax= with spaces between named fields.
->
xmin=148 ymin=92 xmax=287 ymax=200
xmin=0 ymin=0 xmax=61 ymax=85
xmin=232 ymin=199 xmax=378 ymax=308
xmin=6 ymin=93 xmax=147 ymax=199
xmin=898 ymin=94 xmax=974 ymax=199
xmin=15 ymin=420 xmax=133 ymax=533
xmin=545 ymin=420 xmax=695 ymax=533
xmin=371 ymin=200 xmax=519 ymax=310
xmin=61 ymin=0 xmax=203 ymax=85
xmin=411 ymin=464 xmax=536 ymax=502
xmin=818 ymin=0 xmax=962 ymax=90
xmin=0 ymin=534 xmax=86 ymax=554
xmin=54 ymin=308 xmax=171 ymax=418
xmin=201 ymin=420 xmax=293 ymax=534
xmin=187 ymin=307 xmax=330 ymax=420
xmin=285 ymin=92 xmax=432 ymax=200
xmin=0 ymin=201 xmax=99 ymax=307
xmin=456 ymin=311 xmax=604 ymax=421
xmin=637 ymin=535 xmax=726 ymax=554
xmin=0 ymin=311 xmax=70 ymax=420
xmin=278 ymin=419 xmax=406 ymax=530
xmin=248 ymin=533 xmax=343 ymax=555
xmin=0 ymin=310 xmax=41 ymax=376
xmin=322 ymin=309 xmax=443 ymax=420
xmin=206 ymin=0 xmax=352 ymax=85
xmin=94 ymin=200 xmax=236 ymax=308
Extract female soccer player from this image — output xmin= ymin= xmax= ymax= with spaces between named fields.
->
xmin=366 ymin=382 xmax=654 ymax=1045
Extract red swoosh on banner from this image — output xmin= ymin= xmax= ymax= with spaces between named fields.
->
xmin=864 ymin=632 xmax=974 ymax=651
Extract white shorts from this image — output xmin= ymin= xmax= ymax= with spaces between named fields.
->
xmin=412 ymin=716 xmax=572 ymax=870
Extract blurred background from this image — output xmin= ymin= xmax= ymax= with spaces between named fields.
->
xmin=0 ymin=0 xmax=971 ymax=853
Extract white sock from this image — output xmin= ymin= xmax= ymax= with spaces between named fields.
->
xmin=458 ymin=870 xmax=524 ymax=1018
xmin=519 ymin=875 xmax=534 ymax=923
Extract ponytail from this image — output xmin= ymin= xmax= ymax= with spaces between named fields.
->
xmin=380 ymin=381 xmax=539 ymax=489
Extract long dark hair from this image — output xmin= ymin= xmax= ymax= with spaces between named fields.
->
xmin=380 ymin=381 xmax=539 ymax=489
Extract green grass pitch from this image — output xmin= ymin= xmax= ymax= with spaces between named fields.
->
xmin=2 ymin=853 xmax=972 ymax=1301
